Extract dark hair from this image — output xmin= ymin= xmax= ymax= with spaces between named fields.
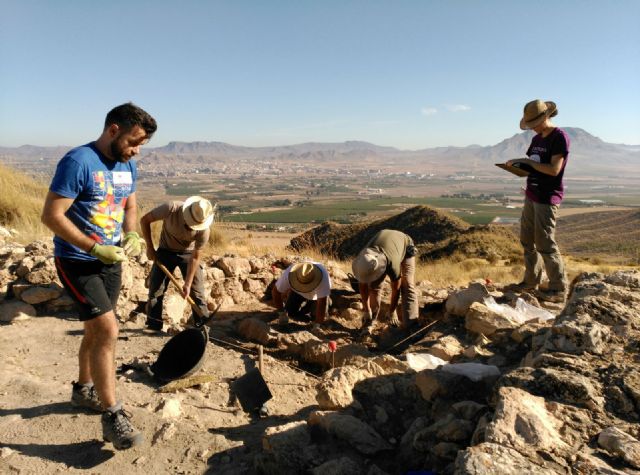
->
xmin=104 ymin=102 xmax=157 ymax=138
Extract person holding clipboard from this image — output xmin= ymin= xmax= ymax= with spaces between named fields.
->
xmin=504 ymin=99 xmax=570 ymax=303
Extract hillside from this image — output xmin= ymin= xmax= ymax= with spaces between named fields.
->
xmin=289 ymin=205 xmax=521 ymax=262
xmin=0 ymin=164 xmax=48 ymax=239
xmin=557 ymin=209 xmax=640 ymax=264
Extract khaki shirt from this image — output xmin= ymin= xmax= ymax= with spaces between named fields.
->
xmin=365 ymin=229 xmax=413 ymax=281
xmin=151 ymin=201 xmax=210 ymax=252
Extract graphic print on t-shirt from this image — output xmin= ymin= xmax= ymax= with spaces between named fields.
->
xmin=88 ymin=170 xmax=130 ymax=243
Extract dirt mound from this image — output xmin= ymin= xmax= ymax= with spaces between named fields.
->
xmin=289 ymin=205 xmax=519 ymax=261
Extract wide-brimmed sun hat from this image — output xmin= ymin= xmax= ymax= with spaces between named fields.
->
xmin=288 ymin=262 xmax=323 ymax=294
xmin=520 ymin=99 xmax=558 ymax=130
xmin=352 ymin=248 xmax=387 ymax=283
xmin=182 ymin=196 xmax=215 ymax=231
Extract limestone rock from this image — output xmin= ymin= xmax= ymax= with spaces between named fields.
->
xmin=465 ymin=302 xmax=519 ymax=336
xmin=454 ymin=442 xmax=550 ymax=474
xmin=237 ymin=317 xmax=276 ymax=346
xmin=308 ymin=411 xmax=391 ymax=455
xmin=217 ymin=257 xmax=252 ymax=278
xmin=0 ymin=300 xmax=36 ymax=322
xmin=262 ymin=421 xmax=311 ymax=471
xmin=20 ymin=284 xmax=63 ymax=305
xmin=484 ymin=386 xmax=571 ymax=457
xmin=598 ymin=426 xmax=640 ymax=469
xmin=543 ymin=313 xmax=610 ymax=355
xmin=446 ymin=283 xmax=490 ymax=317
xmin=427 ymin=334 xmax=464 ymax=361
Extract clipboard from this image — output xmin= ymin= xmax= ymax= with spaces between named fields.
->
xmin=495 ymin=162 xmax=532 ymax=177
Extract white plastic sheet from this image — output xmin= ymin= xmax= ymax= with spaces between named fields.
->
xmin=406 ymin=353 xmax=448 ymax=371
xmin=483 ymin=297 xmax=554 ymax=324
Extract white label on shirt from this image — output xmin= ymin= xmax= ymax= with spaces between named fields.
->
xmin=530 ymin=154 xmax=541 ymax=163
xmin=112 ymin=171 xmax=133 ymax=185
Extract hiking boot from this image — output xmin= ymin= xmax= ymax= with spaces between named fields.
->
xmin=71 ymin=382 xmax=102 ymax=412
xmin=102 ymin=408 xmax=144 ymax=450
xmin=506 ymin=281 xmax=538 ymax=292
xmin=535 ymin=289 xmax=566 ymax=303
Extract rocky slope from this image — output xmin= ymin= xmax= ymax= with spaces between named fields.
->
xmin=1 ymin=229 xmax=639 ymax=474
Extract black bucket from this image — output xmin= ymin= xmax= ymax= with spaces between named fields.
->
xmin=150 ymin=327 xmax=209 ymax=383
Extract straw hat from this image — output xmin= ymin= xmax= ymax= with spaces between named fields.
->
xmin=288 ymin=262 xmax=323 ymax=294
xmin=352 ymin=248 xmax=387 ymax=283
xmin=520 ymin=99 xmax=558 ymax=130
xmin=182 ymin=196 xmax=215 ymax=231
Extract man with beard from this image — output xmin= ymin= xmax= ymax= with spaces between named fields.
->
xmin=41 ymin=102 xmax=156 ymax=450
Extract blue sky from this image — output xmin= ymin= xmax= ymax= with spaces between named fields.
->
xmin=1 ymin=0 xmax=639 ymax=149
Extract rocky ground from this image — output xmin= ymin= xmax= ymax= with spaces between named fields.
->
xmin=1 ymin=231 xmax=640 ymax=474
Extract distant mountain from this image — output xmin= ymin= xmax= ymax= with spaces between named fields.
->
xmin=1 ymin=128 xmax=638 ymax=176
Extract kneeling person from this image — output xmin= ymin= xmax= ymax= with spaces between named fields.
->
xmin=141 ymin=196 xmax=214 ymax=330
xmin=271 ymin=262 xmax=331 ymax=326
xmin=352 ymin=229 xmax=418 ymax=330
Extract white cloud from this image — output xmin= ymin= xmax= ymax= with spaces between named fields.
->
xmin=421 ymin=107 xmax=438 ymax=116
xmin=446 ymin=104 xmax=471 ymax=112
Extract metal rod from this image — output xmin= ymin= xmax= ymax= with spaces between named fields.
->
xmin=383 ymin=319 xmax=439 ymax=353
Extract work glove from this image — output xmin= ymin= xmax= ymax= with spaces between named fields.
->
xmin=90 ymin=243 xmax=126 ymax=264
xmin=122 ymin=231 xmax=142 ymax=257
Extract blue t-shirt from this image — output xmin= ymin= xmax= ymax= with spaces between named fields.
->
xmin=50 ymin=142 xmax=137 ymax=261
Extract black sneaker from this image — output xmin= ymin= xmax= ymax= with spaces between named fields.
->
xmin=71 ymin=382 xmax=102 ymax=412
xmin=102 ymin=408 xmax=143 ymax=450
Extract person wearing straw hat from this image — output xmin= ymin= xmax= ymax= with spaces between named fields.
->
xmin=271 ymin=261 xmax=331 ymax=328
xmin=505 ymin=99 xmax=569 ymax=303
xmin=352 ymin=229 xmax=418 ymax=330
xmin=140 ymin=196 xmax=215 ymax=330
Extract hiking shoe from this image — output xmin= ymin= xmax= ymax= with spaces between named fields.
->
xmin=535 ymin=289 xmax=566 ymax=303
xmin=71 ymin=382 xmax=102 ymax=412
xmin=506 ymin=281 xmax=538 ymax=291
xmin=102 ymin=408 xmax=144 ymax=450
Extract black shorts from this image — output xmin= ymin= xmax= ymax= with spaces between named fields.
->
xmin=54 ymin=257 xmax=122 ymax=321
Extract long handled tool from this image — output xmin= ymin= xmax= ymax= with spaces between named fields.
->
xmin=156 ymin=261 xmax=207 ymax=322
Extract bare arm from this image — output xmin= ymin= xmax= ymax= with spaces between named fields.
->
xmin=388 ymin=278 xmax=402 ymax=316
xmin=506 ymin=155 xmax=565 ymax=176
xmin=41 ymin=191 xmax=96 ymax=252
xmin=183 ymin=248 xmax=201 ymax=297
xmin=359 ymin=283 xmax=370 ymax=313
xmin=271 ymin=285 xmax=285 ymax=310
xmin=140 ymin=208 xmax=158 ymax=261
xmin=123 ymin=192 xmax=137 ymax=234
xmin=315 ymin=296 xmax=328 ymax=324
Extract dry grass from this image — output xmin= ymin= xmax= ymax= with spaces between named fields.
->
xmin=0 ymin=164 xmax=49 ymax=242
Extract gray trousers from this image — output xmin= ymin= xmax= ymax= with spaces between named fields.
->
xmin=146 ymin=249 xmax=209 ymax=328
xmin=520 ymin=198 xmax=567 ymax=291
xmin=369 ymin=256 xmax=419 ymax=324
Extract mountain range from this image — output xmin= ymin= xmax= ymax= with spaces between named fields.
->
xmin=1 ymin=128 xmax=638 ymax=177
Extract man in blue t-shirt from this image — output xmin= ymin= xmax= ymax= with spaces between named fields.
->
xmin=506 ymin=99 xmax=569 ymax=303
xmin=41 ymin=103 xmax=156 ymax=450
